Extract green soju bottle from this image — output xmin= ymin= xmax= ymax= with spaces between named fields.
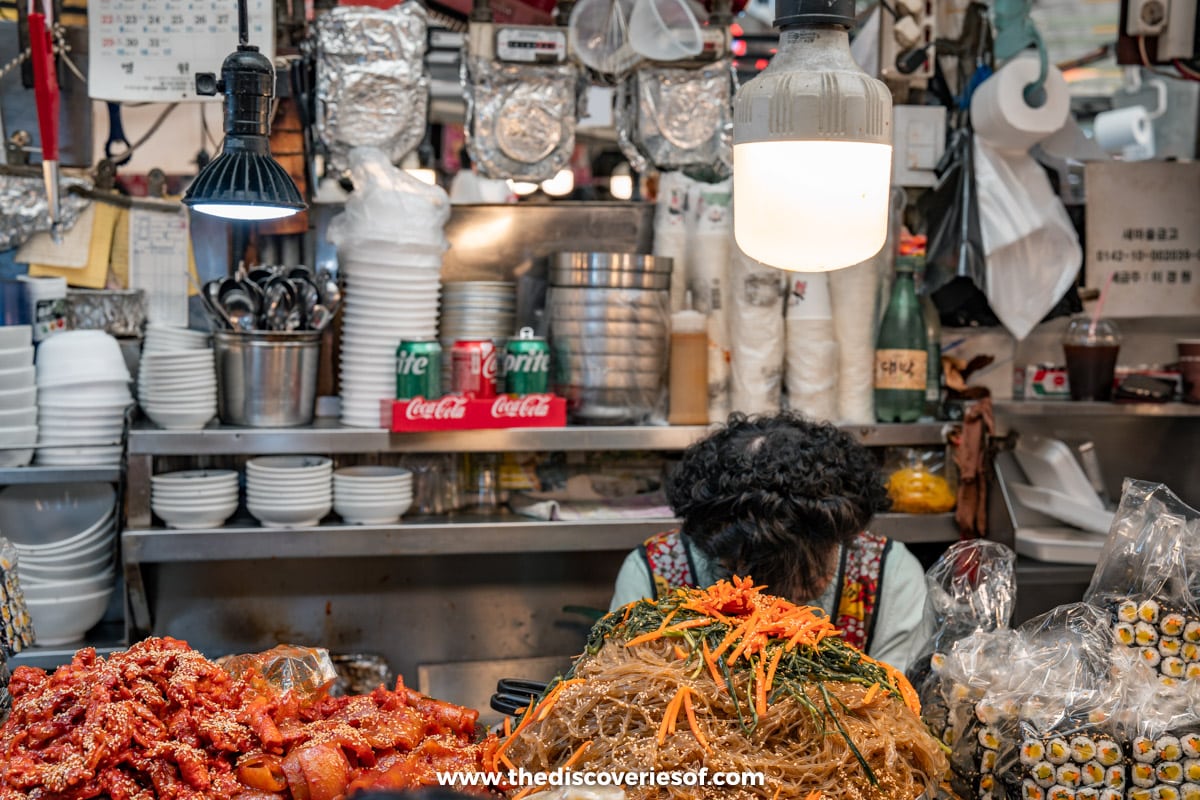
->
xmin=875 ymin=255 xmax=928 ymax=422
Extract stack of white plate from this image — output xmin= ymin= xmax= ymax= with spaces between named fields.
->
xmin=246 ymin=456 xmax=332 ymax=527
xmin=35 ymin=331 xmax=131 ymax=466
xmin=339 ymin=249 xmax=442 ymax=428
xmin=138 ymin=350 xmax=217 ymax=430
xmin=333 ymin=466 xmax=414 ymax=524
xmin=0 ymin=325 xmax=37 ymax=467
xmin=142 ymin=323 xmax=210 ymax=353
xmin=151 ymin=470 xmax=239 ymax=529
xmin=438 ymin=282 xmax=516 ymax=392
xmin=0 ymin=482 xmax=117 ymax=645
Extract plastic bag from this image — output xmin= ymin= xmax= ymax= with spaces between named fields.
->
xmin=220 ymin=644 xmax=339 ymax=700
xmin=1084 ymin=480 xmax=1200 ymax=685
xmin=885 ymin=447 xmax=958 ymax=514
xmin=974 ymin=139 xmax=1082 ymax=340
xmin=326 ymin=147 xmax=451 ymax=257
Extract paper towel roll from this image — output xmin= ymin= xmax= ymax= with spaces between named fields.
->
xmin=971 ymin=55 xmax=1070 ymax=152
xmin=1093 ymin=105 xmax=1153 ymax=153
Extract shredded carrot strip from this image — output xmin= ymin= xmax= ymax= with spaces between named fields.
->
xmin=772 ymin=786 xmax=783 ymax=800
xmin=503 ymin=716 xmax=512 ymax=737
xmin=499 ymin=751 xmax=517 ymax=772
xmin=625 ymin=617 xmax=714 ymax=648
xmin=863 ymin=683 xmax=881 ymax=705
xmin=754 ymin=657 xmax=767 ymax=717
xmin=673 ymin=644 xmax=688 ymax=660
xmin=666 ymin=618 xmax=715 ymax=633
xmin=659 ymin=608 xmax=679 ymax=630
xmin=726 ymin=612 xmax=760 ymax=666
xmin=764 ymin=647 xmax=784 ymax=695
xmin=711 ymin=619 xmax=744 ymax=661
xmin=681 ymin=687 xmax=710 ymax=753
xmin=564 ymin=740 xmax=593 ymax=769
xmin=657 ymin=688 xmax=686 ymax=745
xmin=805 ymin=790 xmax=823 ymax=800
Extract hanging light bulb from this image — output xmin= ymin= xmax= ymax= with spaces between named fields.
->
xmin=183 ymin=0 xmax=305 ymax=221
xmin=732 ymin=0 xmax=893 ymax=272
xmin=540 ymin=169 xmax=575 ymax=198
xmin=507 ymin=180 xmax=539 ymax=197
xmin=609 ymin=163 xmax=634 ymax=200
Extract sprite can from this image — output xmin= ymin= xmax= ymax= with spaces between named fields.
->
xmin=396 ymin=339 xmax=443 ymax=399
xmin=503 ymin=327 xmax=551 ymax=395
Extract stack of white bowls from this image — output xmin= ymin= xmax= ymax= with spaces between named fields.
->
xmin=142 ymin=323 xmax=210 ymax=353
xmin=138 ymin=350 xmax=217 ymax=430
xmin=247 ymin=456 xmax=332 ymax=527
xmin=339 ymin=244 xmax=442 ymax=428
xmin=35 ymin=331 xmax=131 ymax=467
xmin=0 ymin=482 xmax=117 ymax=645
xmin=333 ymin=466 xmax=413 ymax=524
xmin=438 ymin=282 xmax=516 ymax=393
xmin=151 ymin=470 xmax=239 ymax=529
xmin=0 ymin=326 xmax=37 ymax=467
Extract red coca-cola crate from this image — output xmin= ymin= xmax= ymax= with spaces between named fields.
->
xmin=382 ymin=393 xmax=567 ymax=432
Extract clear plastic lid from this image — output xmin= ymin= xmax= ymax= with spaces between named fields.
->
xmin=1064 ymin=317 xmax=1121 ymax=347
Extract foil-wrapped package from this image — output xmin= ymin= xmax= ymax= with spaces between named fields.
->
xmin=0 ymin=174 xmax=91 ymax=252
xmin=616 ymin=60 xmax=735 ymax=175
xmin=316 ymin=4 xmax=430 ymax=174
xmin=464 ymin=56 xmax=581 ymax=182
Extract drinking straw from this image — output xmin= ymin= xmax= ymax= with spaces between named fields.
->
xmin=1089 ymin=272 xmax=1116 ymax=339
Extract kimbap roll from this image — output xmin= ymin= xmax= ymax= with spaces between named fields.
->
xmin=980 ymin=774 xmax=997 ymax=792
xmin=1101 ymin=790 xmax=1124 ymax=800
xmin=977 ymin=703 xmax=1003 ymax=725
xmin=1160 ymin=788 xmax=1183 ymax=800
xmin=1160 ymin=762 xmax=1186 ymax=784
xmin=1164 ymin=614 xmax=1188 ymax=637
xmin=1097 ymin=740 xmax=1125 ymax=766
xmin=1187 ymin=663 xmax=1200 ymax=681
xmin=1164 ymin=657 xmax=1188 ymax=678
xmin=1185 ymin=736 xmax=1200 ymax=759
xmin=1186 ymin=622 xmax=1200 ymax=643
xmin=1058 ymin=764 xmax=1083 ymax=787
xmin=1181 ymin=784 xmax=1200 ymax=800
xmin=1134 ymin=737 xmax=1158 ymax=762
xmin=1107 ymin=766 xmax=1128 ymax=788
xmin=1024 ymin=781 xmax=1047 ymax=800
xmin=1049 ymin=738 xmax=1072 ymax=764
xmin=1141 ymin=600 xmax=1163 ymax=624
xmin=1131 ymin=790 xmax=1155 ymax=800
xmin=1078 ymin=789 xmax=1100 ymax=800
xmin=1049 ymin=787 xmax=1077 ymax=800
xmin=1033 ymin=761 xmax=1059 ymax=787
xmin=1143 ymin=648 xmax=1164 ymax=668
xmin=1082 ymin=761 xmax=1107 ymax=787
xmin=1023 ymin=740 xmax=1049 ymax=765
xmin=1073 ymin=736 xmax=1099 ymax=763
xmin=1119 ymin=600 xmax=1140 ymax=623
xmin=1115 ymin=624 xmax=1138 ymax=646
xmin=1163 ymin=638 xmax=1184 ymax=657
xmin=1134 ymin=763 xmax=1157 ymax=787
xmin=1162 ymin=737 xmax=1186 ymax=761
xmin=930 ymin=652 xmax=947 ymax=671
xmin=979 ymin=726 xmax=1002 ymax=750
xmin=1138 ymin=622 xmax=1161 ymax=646
xmin=982 ymin=749 xmax=999 ymax=771
xmin=1183 ymin=643 xmax=1200 ymax=663
xmin=1187 ymin=760 xmax=1200 ymax=782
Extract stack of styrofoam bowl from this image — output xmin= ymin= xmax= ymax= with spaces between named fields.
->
xmin=0 ymin=482 xmax=117 ymax=645
xmin=138 ymin=349 xmax=217 ymax=430
xmin=142 ymin=323 xmax=210 ymax=353
xmin=339 ymin=242 xmax=442 ymax=428
xmin=35 ymin=331 xmax=131 ymax=466
xmin=151 ymin=470 xmax=239 ymax=529
xmin=333 ymin=466 xmax=413 ymax=524
xmin=246 ymin=456 xmax=332 ymax=527
xmin=438 ymin=282 xmax=516 ymax=393
xmin=0 ymin=326 xmax=37 ymax=467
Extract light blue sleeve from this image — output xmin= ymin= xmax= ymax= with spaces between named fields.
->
xmin=867 ymin=540 xmax=928 ymax=673
xmin=609 ymin=548 xmax=655 ymax=611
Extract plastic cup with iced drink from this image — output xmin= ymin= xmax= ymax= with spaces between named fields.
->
xmin=1063 ymin=318 xmax=1120 ymax=402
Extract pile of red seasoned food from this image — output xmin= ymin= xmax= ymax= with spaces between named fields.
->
xmin=0 ymin=637 xmax=500 ymax=799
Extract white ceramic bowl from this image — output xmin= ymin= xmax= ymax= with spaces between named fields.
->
xmin=152 ymin=469 xmax=238 ymax=487
xmin=0 ymin=406 xmax=37 ymax=428
xmin=36 ymin=331 xmax=130 ymax=384
xmin=20 ymin=557 xmax=114 ymax=585
xmin=0 ymin=326 xmax=32 ymax=348
xmin=34 ymin=446 xmax=123 ymax=466
xmin=39 ymin=405 xmax=131 ymax=420
xmin=0 ymin=366 xmax=36 ymax=389
xmin=0 ymin=347 xmax=32 ymax=370
xmin=0 ymin=425 xmax=37 ymax=467
xmin=143 ymin=408 xmax=215 ymax=430
xmin=246 ymin=455 xmax=332 ymax=474
xmin=26 ymin=588 xmax=114 ymax=645
xmin=334 ymin=497 xmax=412 ymax=525
xmin=152 ymin=484 xmax=239 ymax=498
xmin=38 ymin=385 xmax=131 ymax=404
xmin=246 ymin=488 xmax=331 ymax=501
xmin=0 ymin=386 xmax=36 ymax=410
xmin=20 ymin=532 xmax=114 ymax=566
xmin=335 ymin=466 xmax=413 ymax=482
xmin=247 ymin=501 xmax=331 ymax=527
xmin=153 ymin=502 xmax=239 ymax=529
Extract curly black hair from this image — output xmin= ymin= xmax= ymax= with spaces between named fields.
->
xmin=666 ymin=411 xmax=892 ymax=601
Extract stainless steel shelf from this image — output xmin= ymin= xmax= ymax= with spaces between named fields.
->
xmin=122 ymin=510 xmax=957 ymax=564
xmin=10 ymin=623 xmax=126 ymax=669
xmin=127 ymin=420 xmax=949 ymax=455
xmin=0 ymin=466 xmax=122 ymax=485
xmin=996 ymin=400 xmax=1200 ymax=418
xmin=1014 ymin=557 xmax=1096 ymax=585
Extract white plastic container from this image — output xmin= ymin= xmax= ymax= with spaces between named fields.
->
xmin=19 ymin=276 xmax=68 ymax=343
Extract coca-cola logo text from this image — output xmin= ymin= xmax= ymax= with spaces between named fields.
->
xmin=481 ymin=350 xmax=498 ymax=380
xmin=404 ymin=395 xmax=469 ymax=421
xmin=491 ymin=395 xmax=553 ymax=418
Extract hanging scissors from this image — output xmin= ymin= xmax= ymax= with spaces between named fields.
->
xmin=104 ymin=102 xmax=134 ymax=166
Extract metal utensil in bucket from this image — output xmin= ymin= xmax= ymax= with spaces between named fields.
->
xmin=214 ymin=331 xmax=321 ymax=427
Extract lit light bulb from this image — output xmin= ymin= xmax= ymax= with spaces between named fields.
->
xmin=540 ymin=169 xmax=575 ymax=197
xmin=189 ymin=203 xmax=300 ymax=221
xmin=609 ymin=165 xmax=634 ymax=200
xmin=732 ymin=4 xmax=893 ymax=272
xmin=507 ymin=180 xmax=539 ymax=196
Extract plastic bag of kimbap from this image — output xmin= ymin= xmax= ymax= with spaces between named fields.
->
xmin=1107 ymin=660 xmax=1200 ymax=800
xmin=937 ymin=629 xmax=1031 ymax=799
xmin=1084 ymin=480 xmax=1200 ymax=685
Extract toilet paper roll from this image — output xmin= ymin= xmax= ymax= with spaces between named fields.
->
xmin=1093 ymin=105 xmax=1153 ymax=153
xmin=971 ymin=55 xmax=1070 ymax=152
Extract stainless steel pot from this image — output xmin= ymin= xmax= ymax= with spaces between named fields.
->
xmin=215 ymin=331 xmax=322 ymax=427
xmin=548 ymin=287 xmax=670 ymax=309
xmin=549 ymin=268 xmax=671 ymax=291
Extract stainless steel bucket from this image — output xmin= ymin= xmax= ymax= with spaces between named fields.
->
xmin=214 ymin=331 xmax=321 ymax=427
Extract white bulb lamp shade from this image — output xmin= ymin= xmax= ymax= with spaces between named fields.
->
xmin=733 ymin=25 xmax=893 ymax=272
xmin=540 ymin=169 xmax=575 ymax=197
xmin=507 ymin=180 xmax=539 ymax=196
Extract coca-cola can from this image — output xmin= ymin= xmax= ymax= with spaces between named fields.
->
xmin=451 ymin=339 xmax=499 ymax=398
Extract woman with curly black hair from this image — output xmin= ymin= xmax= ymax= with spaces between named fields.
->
xmin=609 ymin=412 xmax=928 ymax=671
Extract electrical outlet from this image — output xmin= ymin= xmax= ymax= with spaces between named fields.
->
xmin=880 ymin=0 xmax=937 ymax=83
xmin=892 ymin=105 xmax=946 ymax=187
xmin=1126 ymin=0 xmax=1169 ymax=36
